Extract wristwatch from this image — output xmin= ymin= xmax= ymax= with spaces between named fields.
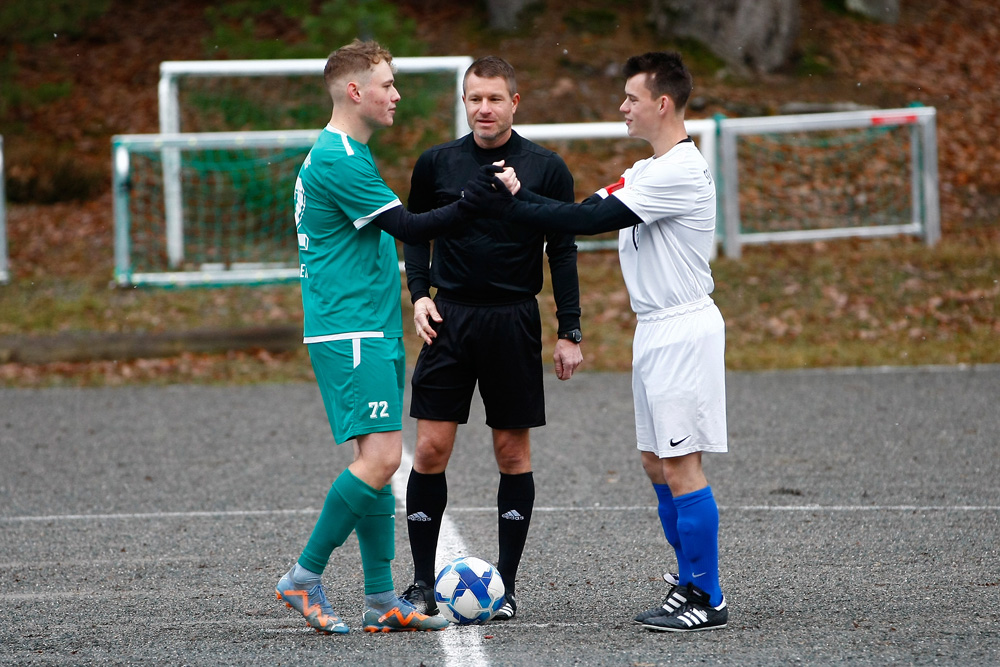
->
xmin=558 ymin=328 xmax=583 ymax=344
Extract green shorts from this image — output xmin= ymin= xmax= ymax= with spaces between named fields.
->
xmin=307 ymin=335 xmax=405 ymax=445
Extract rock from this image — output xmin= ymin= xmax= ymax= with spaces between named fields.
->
xmin=648 ymin=0 xmax=800 ymax=74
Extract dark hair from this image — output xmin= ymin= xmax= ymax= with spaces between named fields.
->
xmin=464 ymin=56 xmax=517 ymax=96
xmin=324 ymin=39 xmax=394 ymax=89
xmin=622 ymin=52 xmax=692 ymax=110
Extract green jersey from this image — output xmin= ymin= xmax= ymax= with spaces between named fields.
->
xmin=294 ymin=125 xmax=403 ymax=341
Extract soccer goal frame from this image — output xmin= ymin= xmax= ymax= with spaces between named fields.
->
xmin=157 ymin=57 xmax=473 ymax=270
xmin=113 ymin=129 xmax=321 ymax=287
xmin=719 ymin=106 xmax=940 ymax=259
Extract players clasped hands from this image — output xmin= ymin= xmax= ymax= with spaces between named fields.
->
xmin=489 ymin=160 xmax=521 ymax=196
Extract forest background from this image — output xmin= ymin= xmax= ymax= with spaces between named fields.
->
xmin=0 ymin=0 xmax=997 ymax=386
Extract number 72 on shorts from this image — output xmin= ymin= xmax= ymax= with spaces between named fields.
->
xmin=368 ymin=401 xmax=390 ymax=419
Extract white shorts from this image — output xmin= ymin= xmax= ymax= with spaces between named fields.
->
xmin=632 ymin=296 xmax=728 ymax=458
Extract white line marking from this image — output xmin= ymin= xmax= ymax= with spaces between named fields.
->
xmin=2 ymin=504 xmax=998 ymax=524
xmin=0 ymin=508 xmax=319 ymax=523
xmin=735 ymin=362 xmax=1000 ymax=376
xmin=396 ymin=448 xmax=488 ymax=667
xmin=724 ymin=505 xmax=1000 ymax=512
xmin=0 ymin=556 xmax=207 ymax=569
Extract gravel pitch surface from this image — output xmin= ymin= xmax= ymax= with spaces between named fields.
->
xmin=2 ymin=365 xmax=999 ymax=665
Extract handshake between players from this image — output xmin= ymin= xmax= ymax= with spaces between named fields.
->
xmin=461 ymin=161 xmax=520 ymax=217
xmin=461 ymin=159 xmax=645 ymax=239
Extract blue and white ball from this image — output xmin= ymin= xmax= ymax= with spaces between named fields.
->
xmin=433 ymin=556 xmax=506 ymax=625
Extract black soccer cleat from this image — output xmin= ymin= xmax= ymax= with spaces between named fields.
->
xmin=633 ymin=583 xmax=686 ymax=624
xmin=492 ymin=592 xmax=517 ymax=620
xmin=641 ymin=583 xmax=728 ymax=633
xmin=401 ymin=580 xmax=439 ymax=616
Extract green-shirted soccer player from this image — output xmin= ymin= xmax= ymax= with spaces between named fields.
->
xmin=275 ymin=39 xmax=474 ymax=634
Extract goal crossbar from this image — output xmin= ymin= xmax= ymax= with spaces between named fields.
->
xmin=159 ymin=57 xmax=473 ymax=138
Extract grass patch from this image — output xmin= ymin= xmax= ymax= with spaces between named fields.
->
xmin=3 ymin=231 xmax=998 ymax=387
xmin=713 ymin=235 xmax=1000 ymax=369
xmin=0 ymin=280 xmax=305 ymax=335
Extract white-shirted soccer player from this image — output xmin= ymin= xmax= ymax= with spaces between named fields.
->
xmin=464 ymin=51 xmax=729 ymax=632
xmin=274 ymin=39 xmax=481 ymax=635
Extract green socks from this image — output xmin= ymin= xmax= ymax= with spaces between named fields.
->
xmin=297 ymin=469 xmax=398 ymax=597
xmin=355 ymin=483 xmax=397 ymax=594
xmin=298 ymin=468 xmax=377 ymax=574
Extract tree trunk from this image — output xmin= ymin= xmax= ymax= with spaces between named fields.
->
xmin=488 ymin=0 xmax=531 ymax=31
xmin=649 ymin=0 xmax=800 ymax=74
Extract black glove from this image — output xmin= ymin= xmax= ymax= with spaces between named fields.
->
xmin=475 ymin=163 xmax=505 ymax=189
xmin=458 ymin=165 xmax=515 ymax=219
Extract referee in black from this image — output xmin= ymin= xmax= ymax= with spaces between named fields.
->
xmin=401 ymin=56 xmax=583 ymax=621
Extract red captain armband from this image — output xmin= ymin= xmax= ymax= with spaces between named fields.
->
xmin=601 ymin=177 xmax=626 ymax=196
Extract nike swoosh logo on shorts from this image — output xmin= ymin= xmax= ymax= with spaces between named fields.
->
xmin=669 ymin=435 xmax=691 ymax=447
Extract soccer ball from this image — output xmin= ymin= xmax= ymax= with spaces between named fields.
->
xmin=433 ymin=556 xmax=506 ymax=625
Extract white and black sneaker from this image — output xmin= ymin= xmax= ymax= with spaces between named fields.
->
xmin=633 ymin=582 xmax=687 ymax=624
xmin=662 ymin=571 xmax=679 ymax=586
xmin=641 ymin=583 xmax=728 ymax=633
xmin=401 ymin=580 xmax=438 ymax=616
xmin=492 ymin=593 xmax=517 ymax=620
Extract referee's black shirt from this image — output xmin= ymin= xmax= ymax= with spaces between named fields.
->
xmin=404 ymin=131 xmax=582 ymax=334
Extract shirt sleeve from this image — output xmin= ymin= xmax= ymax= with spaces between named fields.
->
xmin=403 ymin=151 xmax=435 ymax=302
xmin=333 ymin=153 xmax=402 ymax=229
xmin=540 ymin=155 xmax=582 ymax=334
xmin=611 ymin=161 xmax=702 ymax=227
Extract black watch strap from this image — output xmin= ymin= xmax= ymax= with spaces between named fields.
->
xmin=558 ymin=328 xmax=583 ymax=344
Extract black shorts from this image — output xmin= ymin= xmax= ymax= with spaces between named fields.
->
xmin=409 ymin=297 xmax=545 ymax=429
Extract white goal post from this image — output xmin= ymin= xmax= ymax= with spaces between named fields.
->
xmin=111 ymin=120 xmax=714 ymax=287
xmin=154 ymin=58 xmax=718 ymax=270
xmin=110 ymin=121 xmax=709 ymax=286
xmin=157 ymin=57 xmax=473 ymax=268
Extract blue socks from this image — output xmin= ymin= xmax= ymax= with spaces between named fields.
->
xmin=653 ymin=483 xmax=692 ymax=583
xmin=655 ymin=484 xmax=723 ymax=606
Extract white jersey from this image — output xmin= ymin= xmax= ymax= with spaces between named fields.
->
xmin=598 ymin=139 xmax=716 ymax=316
xmin=598 ymin=139 xmax=726 ymax=457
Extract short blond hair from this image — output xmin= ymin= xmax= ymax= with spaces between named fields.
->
xmin=324 ymin=39 xmax=394 ymax=90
